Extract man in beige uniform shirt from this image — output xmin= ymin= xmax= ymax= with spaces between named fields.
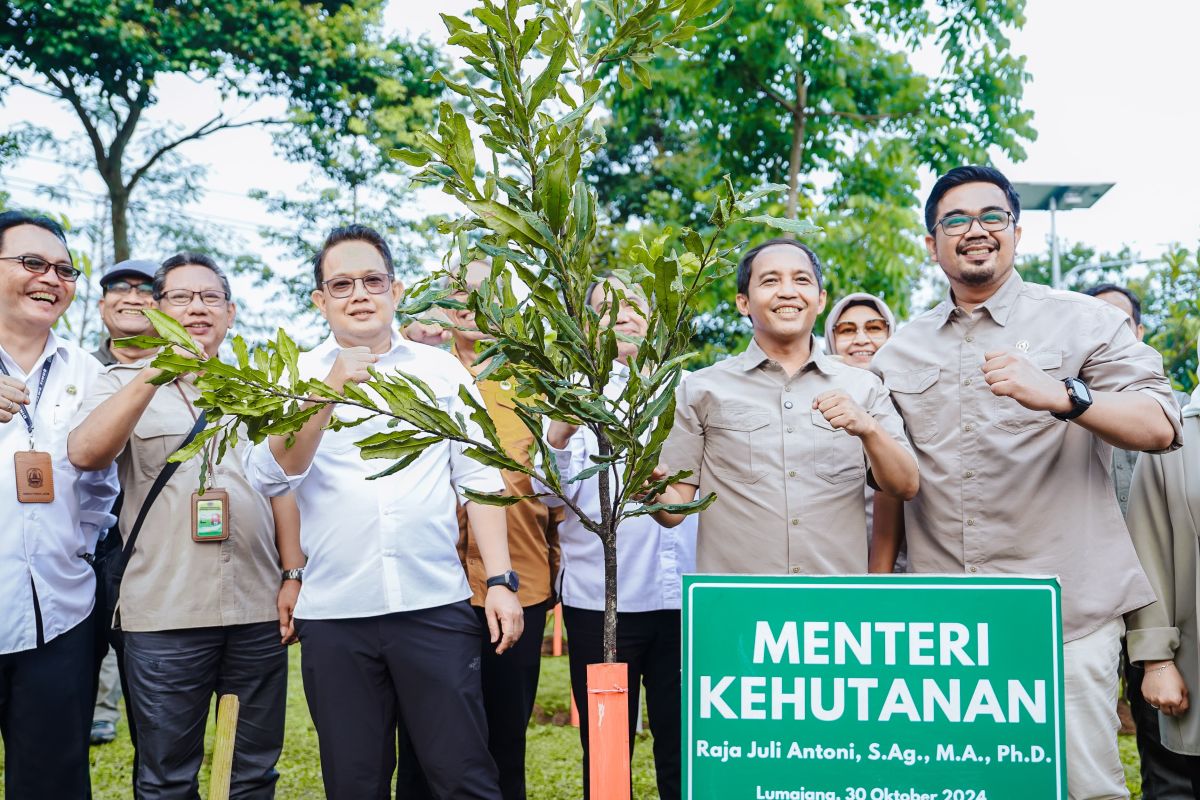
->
xmin=70 ymin=253 xmax=300 ymax=799
xmin=871 ymin=166 xmax=1182 ymax=800
xmin=655 ymin=239 xmax=918 ymax=574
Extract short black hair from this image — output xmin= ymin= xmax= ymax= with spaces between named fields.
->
xmin=0 ymin=210 xmax=68 ymax=252
xmin=924 ymin=165 xmax=1021 ymax=234
xmin=313 ymin=225 xmax=395 ymax=289
xmin=154 ymin=252 xmax=232 ymax=300
xmin=736 ymin=239 xmax=824 ymax=295
xmin=1084 ymin=283 xmax=1141 ymax=326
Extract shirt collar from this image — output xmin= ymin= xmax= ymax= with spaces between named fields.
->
xmin=0 ymin=330 xmax=70 ymax=376
xmin=313 ymin=327 xmax=406 ymax=364
xmin=933 ymin=268 xmax=1024 ymax=329
xmin=738 ymin=336 xmax=834 ymax=376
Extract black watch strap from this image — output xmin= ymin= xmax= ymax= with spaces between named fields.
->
xmin=1051 ymin=377 xmax=1092 ymax=421
xmin=486 ymin=570 xmax=519 ymax=592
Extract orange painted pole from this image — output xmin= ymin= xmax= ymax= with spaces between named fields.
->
xmin=587 ymin=662 xmax=631 ymax=800
xmin=552 ymin=602 xmax=563 ymax=656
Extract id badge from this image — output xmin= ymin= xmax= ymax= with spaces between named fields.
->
xmin=191 ymin=488 xmax=231 ymax=542
xmin=14 ymin=451 xmax=54 ymax=503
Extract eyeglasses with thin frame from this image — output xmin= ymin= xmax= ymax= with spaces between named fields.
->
xmin=160 ymin=289 xmax=230 ymax=307
xmin=934 ymin=210 xmax=1014 ymax=237
xmin=0 ymin=254 xmax=82 ymax=282
xmin=105 ymin=280 xmax=155 ymax=297
xmin=832 ymin=318 xmax=890 ymax=341
xmin=322 ymin=272 xmax=393 ymax=299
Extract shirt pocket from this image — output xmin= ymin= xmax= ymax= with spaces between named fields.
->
xmin=704 ymin=408 xmax=770 ymax=484
xmin=885 ymin=366 xmax=940 ymax=445
xmin=994 ymin=349 xmax=1063 ymax=435
xmin=810 ymin=409 xmax=866 ymax=484
xmin=131 ymin=415 xmax=191 ymax=479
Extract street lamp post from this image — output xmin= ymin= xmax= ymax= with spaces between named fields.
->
xmin=1012 ymin=182 xmax=1115 ymax=288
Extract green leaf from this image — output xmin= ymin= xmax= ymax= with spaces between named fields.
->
xmin=390 ymin=148 xmax=432 ymax=167
xmin=462 ymin=488 xmax=523 ymax=507
xmin=112 ymin=335 xmax=168 ymax=351
xmin=528 ymin=41 xmax=568 ymax=111
xmin=743 ymin=215 xmax=822 ymax=238
xmin=143 ymin=309 xmax=203 ymax=354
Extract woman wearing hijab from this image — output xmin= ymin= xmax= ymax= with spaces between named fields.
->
xmin=1125 ymin=367 xmax=1200 ymax=790
xmin=822 ymin=293 xmax=906 ymax=572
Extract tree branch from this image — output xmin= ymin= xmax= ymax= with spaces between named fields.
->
xmin=749 ymin=74 xmax=796 ymax=114
xmin=126 ymin=115 xmax=286 ymax=191
xmin=40 ymin=71 xmax=110 ymax=175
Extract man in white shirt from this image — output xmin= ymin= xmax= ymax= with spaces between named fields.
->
xmin=245 ymin=225 xmax=523 ymax=800
xmin=536 ymin=278 xmax=697 ymax=800
xmin=0 ymin=210 xmax=119 ymax=799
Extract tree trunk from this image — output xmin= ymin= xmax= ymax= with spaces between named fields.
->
xmin=108 ymin=181 xmax=131 ymax=264
xmin=784 ymin=72 xmax=809 ymax=228
xmin=595 ymin=431 xmax=618 ymax=663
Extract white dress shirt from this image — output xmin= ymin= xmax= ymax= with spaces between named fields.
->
xmin=533 ymin=364 xmax=697 ymax=612
xmin=245 ymin=331 xmax=504 ymax=619
xmin=0 ymin=332 xmax=118 ymax=654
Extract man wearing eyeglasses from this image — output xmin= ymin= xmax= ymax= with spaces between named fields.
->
xmin=870 ymin=165 xmax=1182 ymax=799
xmin=0 ymin=210 xmax=119 ymax=799
xmin=70 ymin=252 xmax=295 ymax=798
xmin=244 ymin=225 xmax=522 ymax=799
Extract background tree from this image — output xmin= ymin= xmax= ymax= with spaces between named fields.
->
xmin=0 ymin=0 xmax=427 ymax=263
xmin=590 ymin=0 xmax=1036 ymax=355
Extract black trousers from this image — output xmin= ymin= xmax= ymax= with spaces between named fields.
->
xmin=1124 ymin=651 xmax=1195 ymax=799
xmin=122 ymin=621 xmax=287 ymax=800
xmin=296 ymin=602 xmax=502 ymax=800
xmin=562 ymin=606 xmax=682 ymax=800
xmin=395 ymin=601 xmax=548 ymax=800
xmin=0 ymin=614 xmax=94 ymax=800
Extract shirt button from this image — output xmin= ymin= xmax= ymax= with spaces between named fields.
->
xmin=784 ymin=386 xmax=792 ymax=393
xmin=1120 ymin=495 xmax=1127 ymax=503
xmin=790 ymin=518 xmax=799 ymax=526
xmin=786 ymin=426 xmax=794 ymax=433
xmin=964 ymin=470 xmax=975 ymax=479
xmin=966 ymin=518 xmax=976 ymax=527
xmin=962 ymin=378 xmax=971 ymax=386
xmin=968 ymin=565 xmax=978 ymax=573
xmin=965 ymin=335 xmax=975 ymax=343
xmin=791 ymin=566 xmax=801 ymax=574
xmin=963 ymin=423 xmax=975 ymax=432
xmin=784 ymin=401 xmax=794 ymax=409
xmin=788 ymin=470 xmax=797 ymax=478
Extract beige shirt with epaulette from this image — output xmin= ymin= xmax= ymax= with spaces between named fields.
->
xmin=871 ymin=270 xmax=1183 ymax=642
xmin=75 ymin=364 xmax=280 ymax=632
xmin=660 ymin=337 xmax=914 ymax=575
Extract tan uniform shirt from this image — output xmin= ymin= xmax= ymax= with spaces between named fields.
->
xmin=661 ymin=337 xmax=913 ymax=575
xmin=78 ymin=364 xmax=280 ymax=631
xmin=871 ymin=270 xmax=1182 ymax=641
xmin=457 ymin=364 xmax=557 ymax=608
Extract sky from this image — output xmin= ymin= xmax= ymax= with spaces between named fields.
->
xmin=3 ymin=0 xmax=1198 ymax=310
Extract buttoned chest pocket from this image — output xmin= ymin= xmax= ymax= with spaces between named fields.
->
xmin=704 ymin=409 xmax=769 ymax=484
xmin=810 ymin=409 xmax=866 ymax=484
xmin=131 ymin=415 xmax=191 ymax=479
xmin=994 ymin=349 xmax=1063 ymax=435
xmin=885 ymin=366 xmax=940 ymax=445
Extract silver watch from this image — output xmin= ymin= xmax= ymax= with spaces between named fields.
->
xmin=281 ymin=568 xmax=305 ymax=582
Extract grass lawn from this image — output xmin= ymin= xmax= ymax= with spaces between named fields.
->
xmin=1 ymin=649 xmax=1146 ymax=798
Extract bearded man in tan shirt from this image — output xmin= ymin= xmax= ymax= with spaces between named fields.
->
xmin=871 ymin=165 xmax=1181 ymax=799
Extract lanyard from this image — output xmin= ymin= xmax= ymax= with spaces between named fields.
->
xmin=174 ymin=381 xmax=216 ymax=474
xmin=0 ymin=355 xmax=55 ymax=449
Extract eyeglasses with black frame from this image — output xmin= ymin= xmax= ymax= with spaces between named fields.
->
xmin=321 ymin=272 xmax=393 ymax=299
xmin=934 ymin=210 xmax=1014 ymax=237
xmin=160 ymin=289 xmax=230 ymax=307
xmin=0 ymin=254 xmax=82 ymax=282
xmin=104 ymin=280 xmax=155 ymax=297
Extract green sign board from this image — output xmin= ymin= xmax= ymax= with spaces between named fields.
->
xmin=683 ymin=575 xmax=1066 ymax=800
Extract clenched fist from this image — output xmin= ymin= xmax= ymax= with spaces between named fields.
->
xmin=0 ymin=375 xmax=30 ymax=425
xmin=982 ymin=350 xmax=1070 ymax=414
xmin=812 ymin=390 xmax=878 ymax=438
xmin=324 ymin=346 xmax=378 ymax=393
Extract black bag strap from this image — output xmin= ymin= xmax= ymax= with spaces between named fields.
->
xmin=117 ymin=410 xmax=209 ymax=570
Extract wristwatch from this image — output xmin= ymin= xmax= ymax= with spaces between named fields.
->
xmin=281 ymin=568 xmax=305 ymax=583
xmin=1051 ymin=377 xmax=1093 ymax=421
xmin=486 ymin=570 xmax=520 ymax=593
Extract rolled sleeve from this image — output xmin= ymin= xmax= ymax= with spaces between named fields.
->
xmin=659 ymin=378 xmax=704 ymax=486
xmin=1127 ymin=626 xmax=1182 ymax=664
xmin=244 ymin=440 xmax=309 ymax=497
xmin=1123 ymin=448 xmax=1185 ymax=662
xmin=1083 ymin=313 xmax=1183 ymax=453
